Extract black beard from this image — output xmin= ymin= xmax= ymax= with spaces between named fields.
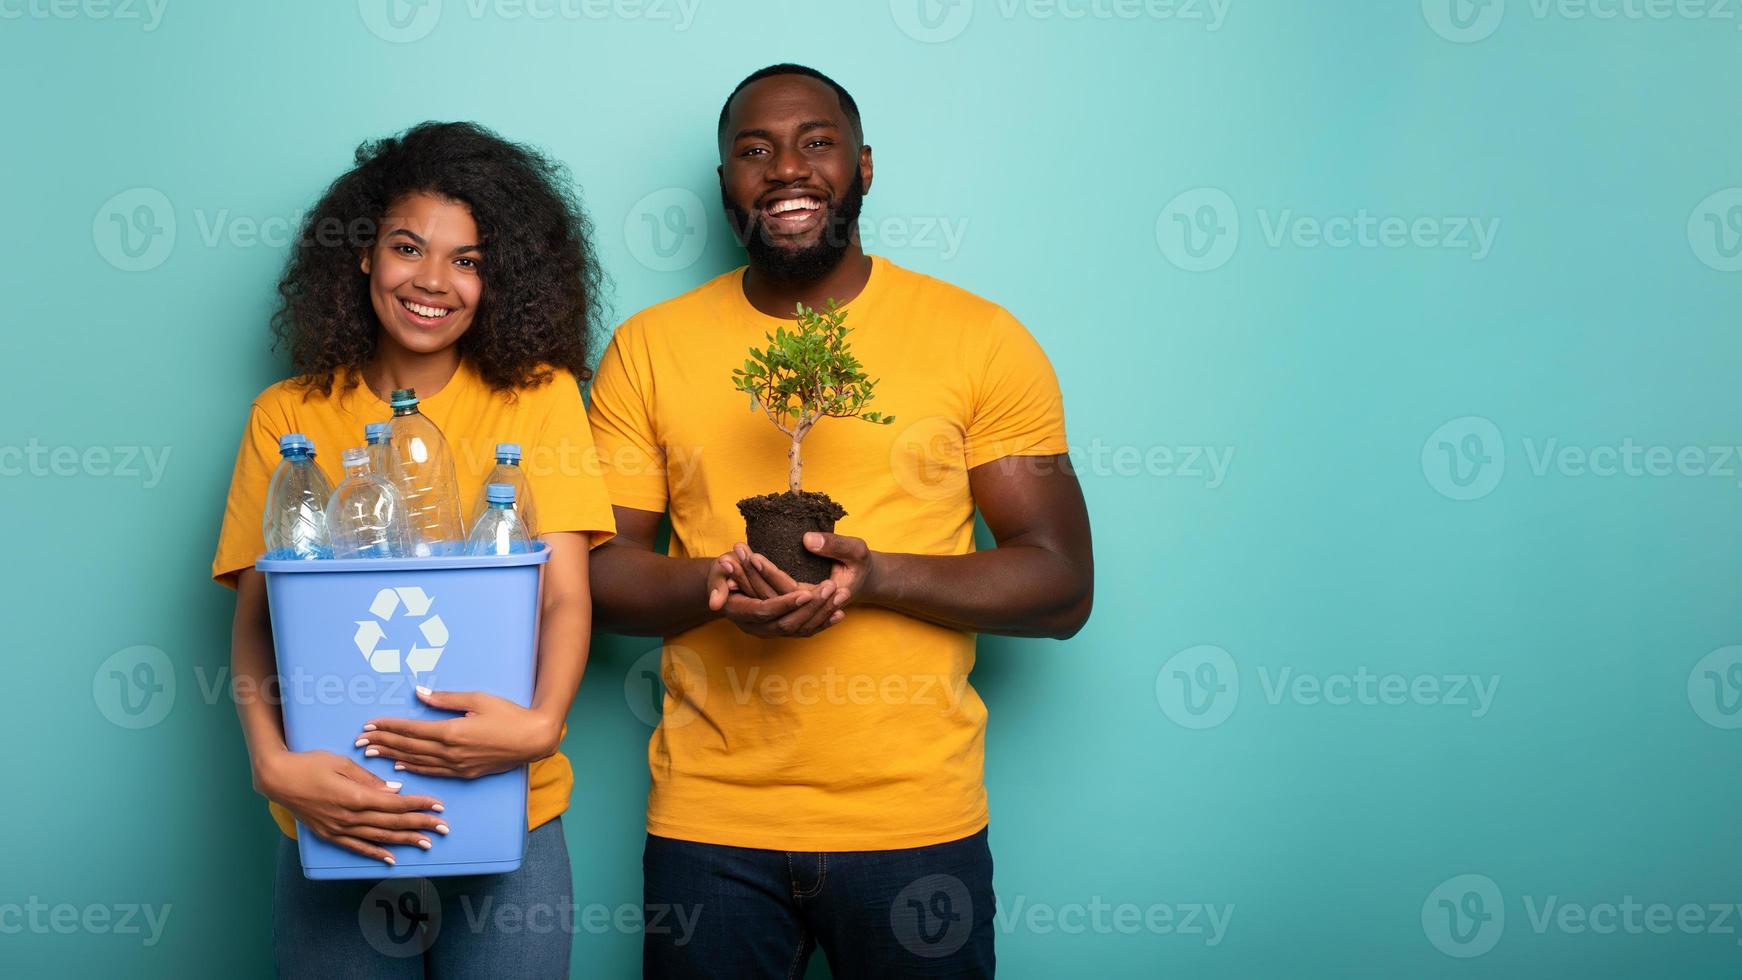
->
xmin=723 ymin=176 xmax=865 ymax=285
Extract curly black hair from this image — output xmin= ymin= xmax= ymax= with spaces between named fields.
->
xmin=271 ymin=121 xmax=606 ymax=395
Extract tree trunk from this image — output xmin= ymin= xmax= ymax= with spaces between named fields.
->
xmin=788 ymin=429 xmax=805 ymax=495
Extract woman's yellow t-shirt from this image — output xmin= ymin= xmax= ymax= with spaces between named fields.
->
xmin=212 ymin=361 xmax=615 ymax=838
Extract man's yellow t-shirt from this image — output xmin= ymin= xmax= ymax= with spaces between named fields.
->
xmin=212 ymin=362 xmax=616 ymax=838
xmin=588 ymin=256 xmax=1069 ymax=851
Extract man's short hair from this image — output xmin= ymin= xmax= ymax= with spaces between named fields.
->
xmin=717 ymin=63 xmax=864 ymax=144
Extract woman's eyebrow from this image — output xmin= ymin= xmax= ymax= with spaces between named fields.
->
xmin=384 ymin=227 xmax=479 ymax=253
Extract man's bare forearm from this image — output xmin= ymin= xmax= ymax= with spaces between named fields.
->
xmin=588 ymin=542 xmax=717 ymax=636
xmin=867 ymin=545 xmax=1092 ymax=639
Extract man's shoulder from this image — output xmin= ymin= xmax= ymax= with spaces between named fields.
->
xmin=614 ymin=266 xmax=744 ymax=342
xmin=876 ymin=257 xmax=1005 ymax=319
xmin=875 ymin=258 xmax=1041 ymax=357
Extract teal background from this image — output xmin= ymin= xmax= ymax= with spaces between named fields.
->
xmin=4 ymin=0 xmax=1741 ymax=975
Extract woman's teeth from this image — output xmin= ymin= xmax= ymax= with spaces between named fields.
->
xmin=401 ymin=299 xmax=451 ymax=319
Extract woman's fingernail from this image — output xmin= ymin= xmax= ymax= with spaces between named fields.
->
xmin=417 ymin=839 xmax=432 ymax=850
xmin=431 ymin=803 xmax=444 ymax=813
xmin=383 ymin=855 xmax=396 ymax=866
xmin=365 ymin=748 xmax=380 ymax=758
xmin=354 ymin=738 xmax=369 ymax=747
xmin=416 ymin=686 xmax=432 ymax=697
xmin=363 ymin=724 xmax=378 ymax=732
xmin=394 ymin=762 xmax=406 ymax=771
xmin=385 ymin=781 xmax=403 ymax=791
xmin=435 ymin=824 xmax=450 ymax=835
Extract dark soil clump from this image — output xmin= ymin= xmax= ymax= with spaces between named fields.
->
xmin=737 ymin=491 xmax=848 ymax=584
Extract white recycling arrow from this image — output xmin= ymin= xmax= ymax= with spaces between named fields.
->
xmin=369 ymin=588 xmax=400 ymax=621
xmin=406 ymin=647 xmax=441 ymax=674
xmin=397 ymin=587 xmax=433 ymax=617
xmin=418 ymin=615 xmax=447 ymax=647
xmin=353 ymin=620 xmax=386 ymax=659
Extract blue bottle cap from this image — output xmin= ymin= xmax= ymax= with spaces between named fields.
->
xmin=495 ymin=443 xmax=522 ymax=463
xmin=365 ymin=422 xmax=390 ymax=443
xmin=278 ymin=433 xmax=313 ymax=455
xmin=486 ymin=482 xmax=516 ymax=505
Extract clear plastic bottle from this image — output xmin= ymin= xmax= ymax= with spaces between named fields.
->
xmin=326 ymin=448 xmax=415 ymax=559
xmin=469 ymin=443 xmax=539 ymax=537
xmin=385 ymin=388 xmax=463 ymax=555
xmin=262 ymin=433 xmax=333 ymax=560
xmin=364 ymin=422 xmax=402 ymax=485
xmin=466 ymin=483 xmax=532 ymax=556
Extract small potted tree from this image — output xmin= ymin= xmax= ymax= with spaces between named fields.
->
xmin=732 ymin=300 xmax=894 ymax=583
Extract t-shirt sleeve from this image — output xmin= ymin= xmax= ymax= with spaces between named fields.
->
xmin=963 ymin=308 xmax=1071 ymax=469
xmin=212 ymin=399 xmax=286 ymax=589
xmin=586 ymin=325 xmax=669 ymax=514
xmin=530 ymin=374 xmax=618 ymax=549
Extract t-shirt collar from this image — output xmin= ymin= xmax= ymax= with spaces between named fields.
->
xmin=732 ymin=254 xmax=887 ymax=325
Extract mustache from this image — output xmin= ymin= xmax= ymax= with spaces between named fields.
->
xmin=723 ymin=177 xmax=866 ymax=248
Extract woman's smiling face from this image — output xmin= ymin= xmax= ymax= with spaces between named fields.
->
xmin=361 ymin=192 xmax=483 ymax=356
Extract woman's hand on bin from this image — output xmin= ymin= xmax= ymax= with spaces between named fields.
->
xmin=254 ymin=749 xmax=448 ymax=865
xmin=358 ymin=687 xmax=562 ymax=780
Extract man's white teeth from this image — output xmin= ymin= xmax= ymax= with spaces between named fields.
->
xmin=769 ymin=198 xmax=822 ymax=215
xmin=402 ymin=300 xmax=450 ymax=318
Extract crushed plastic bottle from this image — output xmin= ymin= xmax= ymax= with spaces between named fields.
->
xmin=466 ymin=483 xmax=532 ymax=556
xmin=469 ymin=442 xmax=538 ymax=537
xmin=326 ymin=447 xmax=415 ymax=559
xmin=385 ymin=388 xmax=463 ymax=555
xmin=262 ymin=433 xmax=333 ymax=560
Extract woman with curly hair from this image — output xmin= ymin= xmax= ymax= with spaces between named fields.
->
xmin=210 ymin=121 xmax=615 ymax=977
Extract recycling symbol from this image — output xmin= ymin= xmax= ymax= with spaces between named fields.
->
xmin=354 ymin=587 xmax=447 ymax=675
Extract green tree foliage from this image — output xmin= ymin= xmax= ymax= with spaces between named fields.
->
xmin=731 ymin=300 xmax=895 ymax=495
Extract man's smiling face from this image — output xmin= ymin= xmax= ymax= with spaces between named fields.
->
xmin=719 ymin=73 xmax=872 ymax=282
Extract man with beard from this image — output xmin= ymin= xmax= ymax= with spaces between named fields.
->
xmin=587 ymin=64 xmax=1094 ymax=978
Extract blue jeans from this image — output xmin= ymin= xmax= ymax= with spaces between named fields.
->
xmin=273 ymin=817 xmax=571 ymax=979
xmin=643 ymin=827 xmax=995 ymax=979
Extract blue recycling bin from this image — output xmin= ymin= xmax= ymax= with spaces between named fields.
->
xmin=257 ymin=544 xmax=549 ymax=879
